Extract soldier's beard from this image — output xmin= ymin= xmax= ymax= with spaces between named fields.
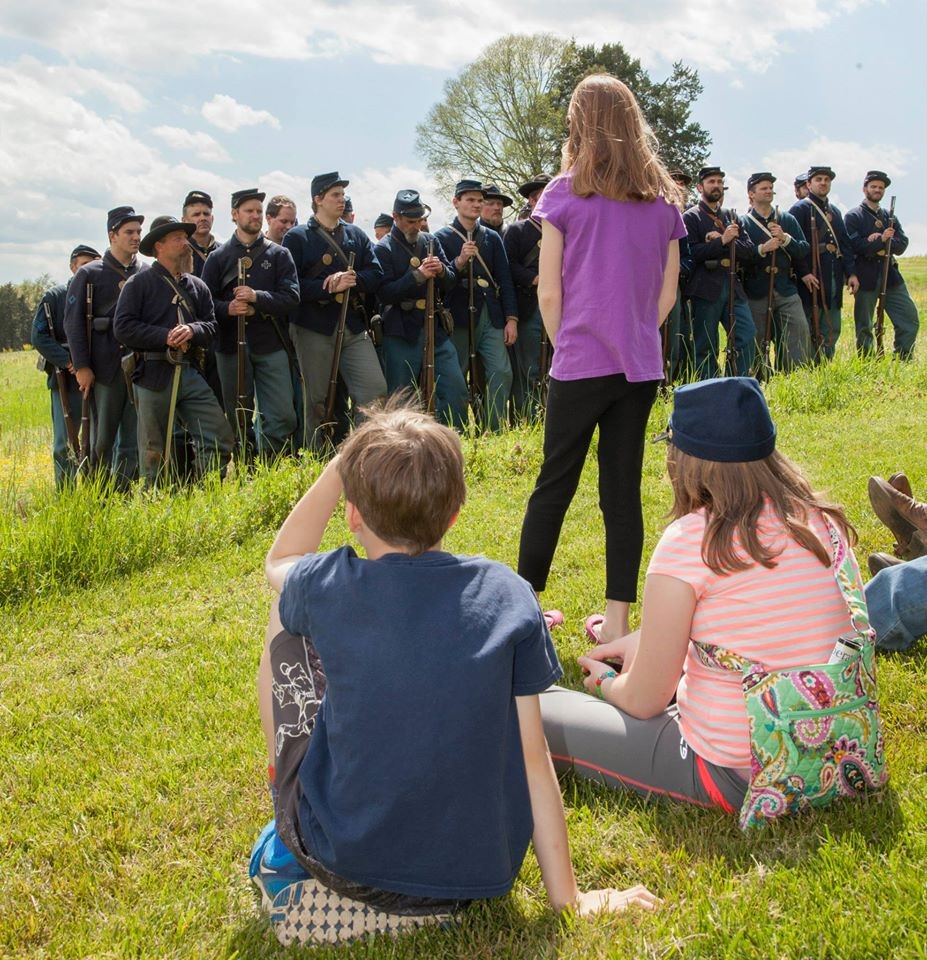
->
xmin=402 ymin=228 xmax=420 ymax=245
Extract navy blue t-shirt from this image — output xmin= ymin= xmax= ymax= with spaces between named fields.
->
xmin=278 ymin=546 xmax=562 ymax=900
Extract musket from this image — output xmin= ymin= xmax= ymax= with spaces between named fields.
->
xmin=874 ymin=195 xmax=896 ymax=359
xmin=808 ymin=213 xmax=826 ymax=360
xmin=660 ymin=314 xmax=672 ymax=396
xmin=78 ymin=283 xmax=93 ymax=469
xmin=421 ymin=239 xmax=436 ymax=414
xmin=320 ymin=251 xmax=356 ymax=447
xmin=43 ymin=301 xmax=80 ymax=459
xmin=538 ymin=326 xmax=551 ymax=407
xmin=759 ymin=205 xmax=778 ymax=379
xmin=465 ymin=230 xmax=483 ymax=418
xmin=724 ymin=208 xmax=739 ymax=376
xmin=235 ymin=256 xmax=252 ymax=457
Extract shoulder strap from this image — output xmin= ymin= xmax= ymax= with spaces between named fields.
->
xmin=157 ymin=271 xmax=199 ymax=323
xmin=447 ymin=224 xmax=499 ymax=294
xmin=808 ymin=199 xmax=841 ymax=249
xmin=311 ymin=221 xmax=351 ymax=269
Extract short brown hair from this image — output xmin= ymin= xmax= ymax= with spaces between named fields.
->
xmin=667 ymin=447 xmax=855 ymax=576
xmin=339 ymin=399 xmax=466 ymax=554
xmin=266 ymin=195 xmax=296 ymax=218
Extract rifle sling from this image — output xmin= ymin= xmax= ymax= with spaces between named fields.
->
xmin=448 ymin=225 xmax=500 ymax=295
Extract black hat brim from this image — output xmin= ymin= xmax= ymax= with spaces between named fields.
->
xmin=139 ymin=221 xmax=196 ymax=257
xmin=484 ymin=192 xmax=513 ymax=207
xmin=518 ymin=179 xmax=550 ymax=198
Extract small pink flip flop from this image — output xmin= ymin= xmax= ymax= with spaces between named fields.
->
xmin=584 ymin=614 xmax=605 ymax=644
xmin=544 ymin=609 xmax=564 ymax=630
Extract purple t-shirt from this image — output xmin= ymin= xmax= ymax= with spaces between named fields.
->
xmin=534 ymin=173 xmax=686 ymax=382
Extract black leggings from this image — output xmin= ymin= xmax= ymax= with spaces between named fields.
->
xmin=518 ymin=373 xmax=659 ymax=601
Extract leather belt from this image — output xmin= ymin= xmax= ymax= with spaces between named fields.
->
xmin=142 ymin=351 xmax=190 ymax=364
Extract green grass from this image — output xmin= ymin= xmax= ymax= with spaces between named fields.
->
xmin=2 ymin=262 xmax=927 ymax=958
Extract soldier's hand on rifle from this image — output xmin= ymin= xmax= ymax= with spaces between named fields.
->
xmin=768 ymin=222 xmax=785 ymax=239
xmin=419 ymin=256 xmax=443 ymax=278
xmin=881 ymin=227 xmax=895 ymax=242
xmin=504 ymin=317 xmax=518 ymax=346
xmin=75 ymin=366 xmax=94 ymax=397
xmin=455 ymin=240 xmax=478 ymax=269
xmin=867 ymin=232 xmax=882 ymax=243
xmin=705 ymin=230 xmax=722 ymax=242
xmin=167 ymin=324 xmax=193 ymax=348
xmin=802 ymin=273 xmax=821 ymax=292
xmin=721 ymin=223 xmax=739 ymax=244
xmin=323 ymin=270 xmax=356 ymax=294
xmin=229 ymin=298 xmax=251 ymax=316
xmin=234 ymin=285 xmax=257 ymax=303
xmin=760 ymin=238 xmax=782 ymax=255
xmin=847 ymin=275 xmax=860 ymax=294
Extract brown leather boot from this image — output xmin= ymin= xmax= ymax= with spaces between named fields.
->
xmin=889 ymin=472 xmax=913 ymax=499
xmin=868 ymin=552 xmax=904 ymax=576
xmin=907 ymin=530 xmax=927 ymax=561
xmin=869 ymin=476 xmax=916 ymax=551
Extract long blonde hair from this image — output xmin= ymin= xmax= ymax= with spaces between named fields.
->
xmin=668 ymin=447 xmax=855 ymax=576
xmin=563 ymin=73 xmax=682 ymax=204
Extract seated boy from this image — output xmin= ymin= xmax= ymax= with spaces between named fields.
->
xmin=251 ymin=400 xmax=656 ymax=937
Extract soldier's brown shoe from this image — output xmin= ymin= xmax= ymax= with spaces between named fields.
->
xmin=907 ymin=530 xmax=927 ymax=561
xmin=869 ymin=476 xmax=917 ymax=550
xmin=889 ymin=472 xmax=913 ymax=499
xmin=868 ymin=552 xmax=904 ymax=576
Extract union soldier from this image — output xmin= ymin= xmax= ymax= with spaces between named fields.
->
xmin=31 ymin=244 xmax=101 ymax=488
xmin=375 ymin=189 xmax=467 ymax=426
xmin=503 ymin=174 xmax=550 ymax=415
xmin=373 ymin=212 xmax=393 ymax=241
xmin=282 ymin=171 xmax=386 ymax=449
xmin=740 ymin=172 xmax=811 ymax=372
xmin=435 ymin=179 xmax=518 ymax=431
xmin=63 ymin=205 xmax=144 ymax=488
xmin=201 ymin=189 xmax=300 ymax=458
xmin=682 ymin=166 xmax=756 ymax=378
xmin=182 ymin=191 xmax=218 ymax=278
xmin=480 ymin=183 xmax=513 ymax=234
xmin=845 ymin=170 xmax=919 ymax=358
xmin=793 ymin=173 xmax=809 ymax=201
xmin=114 ymin=216 xmax=234 ymax=485
xmin=789 ymin=165 xmax=858 ymax=359
xmin=265 ymin=195 xmax=298 ymax=245
xmin=664 ymin=170 xmax=695 ymax=379
xmin=342 ymin=195 xmax=355 ymax=224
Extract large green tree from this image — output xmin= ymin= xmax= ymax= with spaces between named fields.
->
xmin=0 ymin=275 xmax=51 ymax=351
xmin=417 ymin=34 xmax=710 ymax=205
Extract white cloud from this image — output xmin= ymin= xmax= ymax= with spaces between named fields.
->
xmin=0 ymin=0 xmax=882 ymax=73
xmin=13 ymin=54 xmax=147 ymax=112
xmin=152 ymin=125 xmax=230 ymax=163
xmin=201 ymin=94 xmax=280 ymax=132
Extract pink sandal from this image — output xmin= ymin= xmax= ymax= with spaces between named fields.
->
xmin=584 ymin=614 xmax=605 ymax=644
xmin=543 ymin=609 xmax=564 ymax=630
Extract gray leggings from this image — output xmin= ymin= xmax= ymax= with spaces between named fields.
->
xmin=539 ymin=686 xmax=748 ymax=812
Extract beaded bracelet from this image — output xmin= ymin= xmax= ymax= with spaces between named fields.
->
xmin=594 ymin=669 xmax=618 ymax=699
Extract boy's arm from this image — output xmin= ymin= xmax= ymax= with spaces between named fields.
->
xmin=265 ymin=456 xmax=343 ymax=593
xmin=515 ymin=694 xmax=659 ymax=916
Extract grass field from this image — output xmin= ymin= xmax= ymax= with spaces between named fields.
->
xmin=2 ymin=261 xmax=927 ymax=958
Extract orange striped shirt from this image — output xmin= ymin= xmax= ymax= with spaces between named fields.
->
xmin=647 ymin=506 xmax=858 ymax=768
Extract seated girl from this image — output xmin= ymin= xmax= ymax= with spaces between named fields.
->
xmin=541 ymin=377 xmax=865 ymax=813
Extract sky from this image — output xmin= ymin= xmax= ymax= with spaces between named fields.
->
xmin=0 ymin=0 xmax=923 ymax=284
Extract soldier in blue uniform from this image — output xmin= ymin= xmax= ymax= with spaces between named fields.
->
xmin=64 ymin=205 xmax=144 ymax=488
xmin=282 ymin=171 xmax=386 ymax=450
xmin=793 ymin=173 xmax=809 ymax=201
xmin=845 ymin=170 xmax=919 ymax=358
xmin=435 ymin=179 xmax=517 ymax=431
xmin=373 ymin=212 xmax=393 ymax=241
xmin=31 ymin=244 xmax=101 ymax=488
xmin=480 ymin=183 xmax=512 ymax=234
xmin=114 ymin=217 xmax=234 ymax=486
xmin=682 ymin=166 xmax=756 ymax=378
xmin=375 ymin=189 xmax=467 ymax=426
xmin=740 ymin=172 xmax=811 ymax=372
xmin=503 ymin=174 xmax=550 ymax=416
xmin=201 ymin=188 xmax=300 ymax=458
xmin=789 ymin=165 xmax=859 ymax=359
xmin=182 ymin=191 xmax=218 ymax=278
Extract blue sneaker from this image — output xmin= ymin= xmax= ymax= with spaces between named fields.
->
xmin=249 ymin=819 xmax=311 ymax=908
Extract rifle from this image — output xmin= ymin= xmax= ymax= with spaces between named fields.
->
xmin=874 ymin=195 xmax=896 ymax=359
xmin=465 ymin=230 xmax=482 ymax=418
xmin=660 ymin=315 xmax=672 ymax=396
xmin=78 ymin=283 xmax=93 ymax=469
xmin=808 ymin=213 xmax=827 ymax=360
xmin=421 ymin=239 xmax=436 ymax=414
xmin=724 ymin=208 xmax=739 ymax=376
xmin=235 ymin=256 xmax=252 ymax=457
xmin=319 ymin=251 xmax=355 ymax=447
xmin=42 ymin=301 xmax=81 ymax=459
xmin=538 ymin=326 xmax=551 ymax=407
xmin=759 ymin=206 xmax=778 ymax=379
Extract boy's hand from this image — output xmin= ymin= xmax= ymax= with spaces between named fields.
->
xmin=572 ymin=885 xmax=660 ymax=917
